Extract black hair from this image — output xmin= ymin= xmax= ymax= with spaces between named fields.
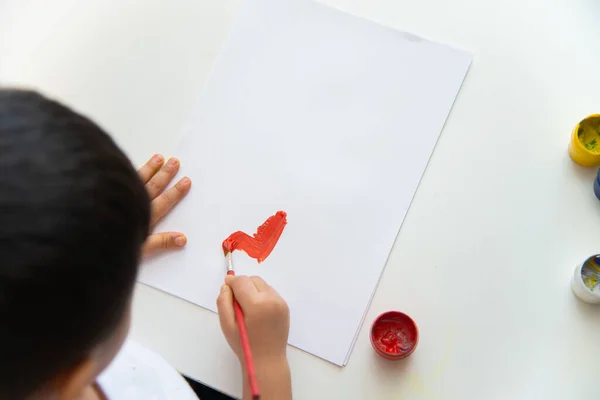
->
xmin=0 ymin=89 xmax=150 ymax=398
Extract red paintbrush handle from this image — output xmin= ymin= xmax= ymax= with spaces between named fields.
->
xmin=227 ymin=270 xmax=260 ymax=399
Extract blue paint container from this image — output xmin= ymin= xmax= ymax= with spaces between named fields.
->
xmin=594 ymin=169 xmax=600 ymax=201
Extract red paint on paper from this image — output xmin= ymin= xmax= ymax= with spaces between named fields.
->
xmin=222 ymin=211 xmax=287 ymax=263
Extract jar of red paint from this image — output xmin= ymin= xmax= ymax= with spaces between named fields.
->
xmin=370 ymin=311 xmax=419 ymax=360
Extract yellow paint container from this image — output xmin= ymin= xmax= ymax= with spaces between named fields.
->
xmin=569 ymin=114 xmax=600 ymax=167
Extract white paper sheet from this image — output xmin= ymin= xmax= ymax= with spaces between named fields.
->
xmin=139 ymin=0 xmax=471 ymax=366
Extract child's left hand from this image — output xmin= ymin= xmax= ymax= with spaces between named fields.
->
xmin=137 ymin=154 xmax=192 ymax=257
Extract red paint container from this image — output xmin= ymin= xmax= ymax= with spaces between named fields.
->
xmin=370 ymin=311 xmax=419 ymax=360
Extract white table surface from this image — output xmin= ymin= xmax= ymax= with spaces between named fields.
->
xmin=2 ymin=0 xmax=600 ymax=399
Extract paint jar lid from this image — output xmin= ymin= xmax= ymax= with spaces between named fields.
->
xmin=370 ymin=311 xmax=419 ymax=360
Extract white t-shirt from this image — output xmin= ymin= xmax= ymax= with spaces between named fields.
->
xmin=97 ymin=340 xmax=199 ymax=400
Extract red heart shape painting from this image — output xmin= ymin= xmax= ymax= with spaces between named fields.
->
xmin=222 ymin=211 xmax=287 ymax=263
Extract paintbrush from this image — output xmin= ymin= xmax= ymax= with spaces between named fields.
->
xmin=226 ymin=252 xmax=260 ymax=400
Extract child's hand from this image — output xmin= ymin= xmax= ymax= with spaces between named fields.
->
xmin=137 ymin=154 xmax=191 ymax=257
xmin=217 ymin=275 xmax=292 ymax=400
xmin=217 ymin=275 xmax=290 ymax=363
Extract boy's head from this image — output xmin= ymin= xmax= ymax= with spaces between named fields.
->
xmin=0 ymin=89 xmax=150 ymax=398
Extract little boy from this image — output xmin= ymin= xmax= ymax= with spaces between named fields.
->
xmin=0 ymin=89 xmax=292 ymax=399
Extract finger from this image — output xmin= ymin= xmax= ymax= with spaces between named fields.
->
xmin=216 ymin=284 xmax=237 ymax=336
xmin=138 ymin=154 xmax=164 ymax=184
xmin=150 ymin=176 xmax=191 ymax=226
xmin=250 ymin=276 xmax=270 ymax=292
xmin=225 ymin=275 xmax=259 ymax=306
xmin=145 ymin=157 xmax=180 ymax=200
xmin=141 ymin=232 xmax=187 ymax=258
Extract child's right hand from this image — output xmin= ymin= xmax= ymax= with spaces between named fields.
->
xmin=217 ymin=275 xmax=290 ymax=363
xmin=217 ymin=275 xmax=292 ymax=400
